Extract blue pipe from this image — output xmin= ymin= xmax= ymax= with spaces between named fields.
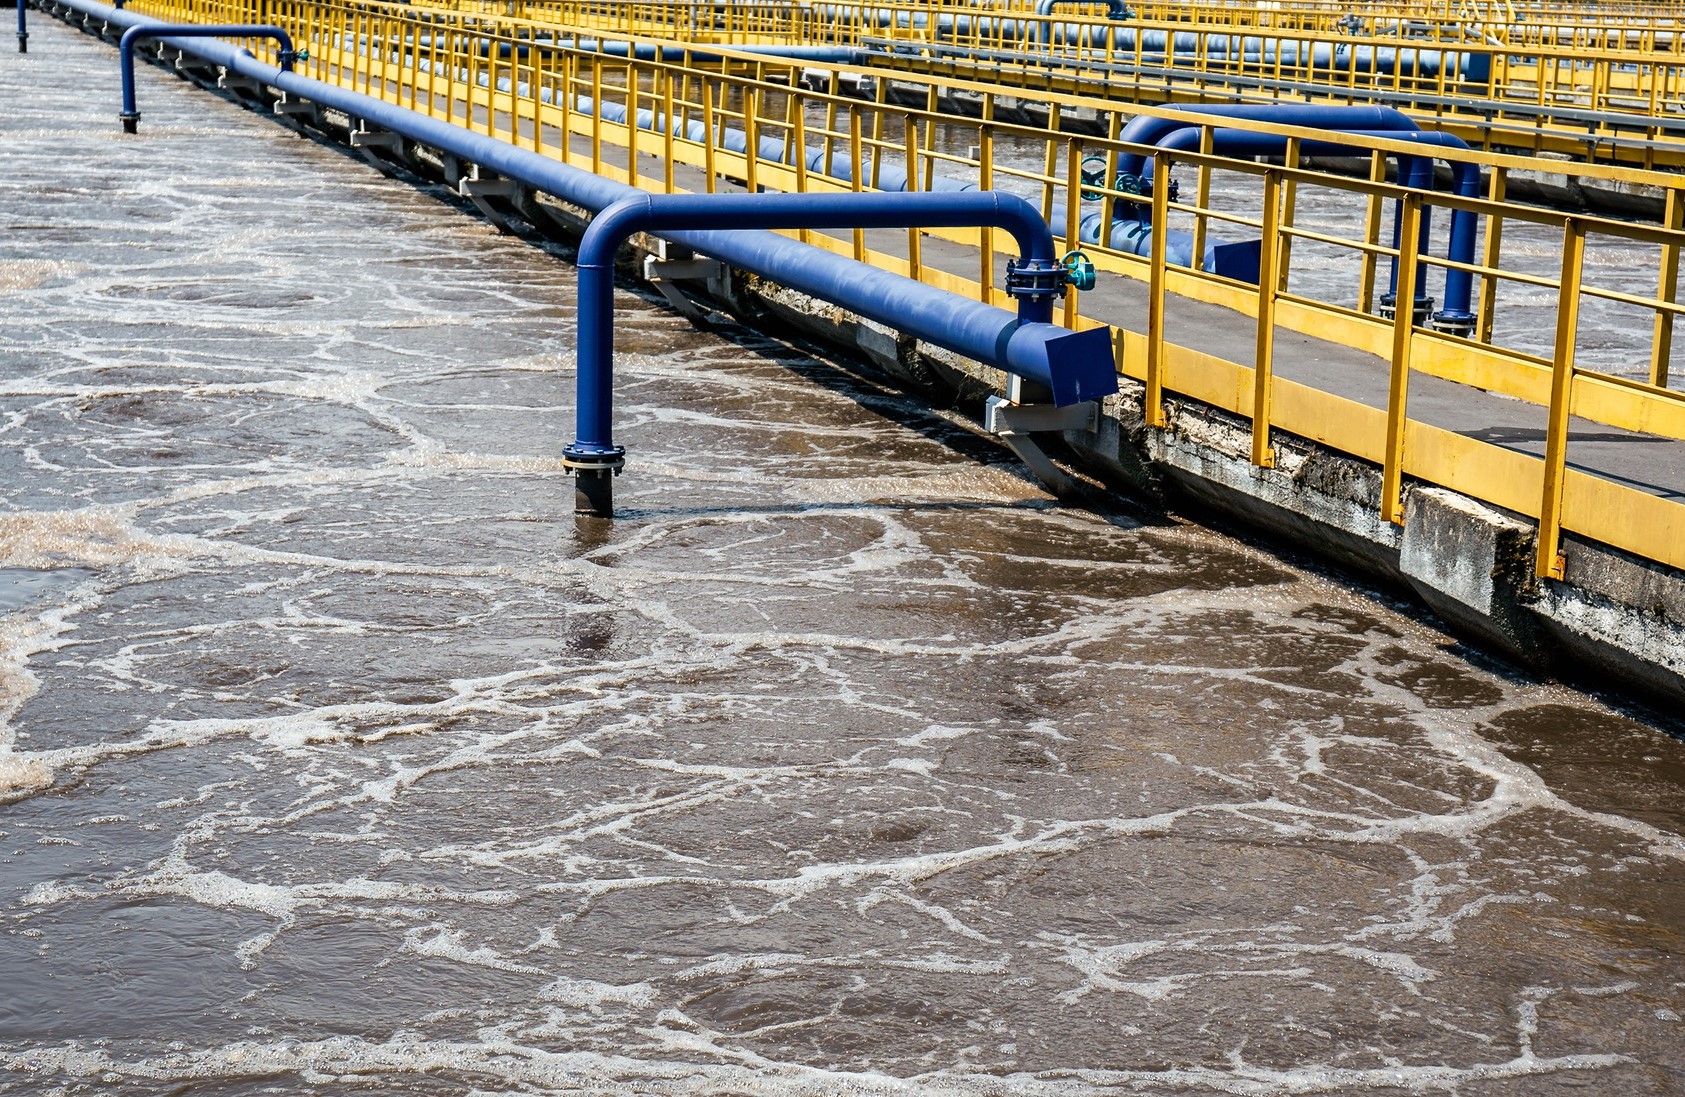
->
xmin=807 ymin=5 xmax=1489 ymax=80
xmin=119 ymin=23 xmax=295 ymax=132
xmin=567 ymin=190 xmax=1101 ymax=515
xmin=16 ymin=0 xmax=26 ymax=53
xmin=1135 ymin=119 xmax=1481 ymax=326
xmin=71 ymin=0 xmax=1114 ymax=478
xmin=1116 ymin=104 xmax=1421 ymax=177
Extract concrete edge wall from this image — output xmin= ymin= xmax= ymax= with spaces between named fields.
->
xmin=56 ymin=11 xmax=1685 ymax=713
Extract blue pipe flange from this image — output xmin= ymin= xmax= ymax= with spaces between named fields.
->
xmin=1005 ymin=257 xmax=1068 ymax=303
xmin=560 ymin=442 xmax=627 ymax=474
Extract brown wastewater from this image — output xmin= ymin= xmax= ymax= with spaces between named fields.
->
xmin=2 ymin=20 xmax=1684 ymax=1097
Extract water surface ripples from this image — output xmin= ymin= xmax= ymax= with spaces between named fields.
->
xmin=2 ymin=22 xmax=1684 ymax=1096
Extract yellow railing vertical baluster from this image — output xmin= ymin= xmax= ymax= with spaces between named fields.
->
xmin=1190 ymin=125 xmax=1214 ymax=270
xmin=591 ymin=61 xmax=602 ymax=177
xmin=905 ymin=113 xmax=922 ymax=282
xmin=662 ymin=66 xmax=675 ymax=194
xmin=1063 ymin=138 xmax=1080 ymax=330
xmin=822 ymin=73 xmax=839 ymax=180
xmin=529 ymin=32 xmax=540 ymax=152
xmin=744 ymin=83 xmax=760 ymax=194
xmin=1381 ymin=193 xmax=1423 ymax=525
xmin=703 ymin=78 xmax=717 ymax=193
xmin=793 ymin=92 xmax=810 ymax=243
xmin=1538 ymin=218 xmax=1586 ymax=581
xmin=1252 ymin=168 xmax=1282 ymax=469
xmin=1146 ymin=149 xmax=1170 ymax=429
xmin=922 ymin=84 xmax=937 ymax=192
xmin=979 ymin=94 xmax=995 ymax=306
xmin=560 ymin=50 xmax=576 ymax=168
xmin=1358 ymin=149 xmax=1386 ymax=314
xmin=1651 ymin=188 xmax=1683 ymax=388
xmin=626 ymin=60 xmax=639 ymax=186
xmin=1099 ymin=110 xmax=1122 ymax=254
xmin=1041 ymin=103 xmax=1061 ymax=227
xmin=1278 ymin=135 xmax=1300 ymax=293
xmin=850 ymin=106 xmax=865 ymax=262
xmin=870 ymin=78 xmax=886 ymax=190
xmin=1477 ymin=166 xmax=1508 ymax=345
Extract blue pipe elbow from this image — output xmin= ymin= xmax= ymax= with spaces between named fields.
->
xmin=119 ymin=22 xmax=295 ymax=130
xmin=569 ymin=191 xmax=1108 ymax=470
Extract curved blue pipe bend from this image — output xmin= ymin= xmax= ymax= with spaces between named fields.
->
xmin=570 ymin=190 xmax=1093 ymax=463
xmin=119 ymin=22 xmax=294 ymax=128
xmin=1138 ymin=122 xmax=1480 ymax=321
xmin=71 ymin=0 xmax=1114 ymax=442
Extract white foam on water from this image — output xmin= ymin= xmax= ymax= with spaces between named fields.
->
xmin=0 ymin=1032 xmax=1632 ymax=1095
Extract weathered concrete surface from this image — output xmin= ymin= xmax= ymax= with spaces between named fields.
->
xmin=51 ymin=8 xmax=1685 ymax=711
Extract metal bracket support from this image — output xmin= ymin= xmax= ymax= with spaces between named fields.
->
xmin=217 ymin=69 xmax=262 ymax=92
xmin=350 ymin=126 xmax=402 ymax=151
xmin=642 ymin=256 xmax=725 ymax=324
xmin=457 ymin=170 xmax=521 ymax=233
xmin=272 ymin=92 xmax=317 ymax=120
xmin=985 ymin=395 xmax=1099 ymax=495
xmin=350 ymin=125 xmax=406 ymax=174
xmin=440 ymin=152 xmax=464 ymax=188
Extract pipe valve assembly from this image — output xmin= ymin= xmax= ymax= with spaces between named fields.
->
xmin=564 ymin=190 xmax=1114 ymax=519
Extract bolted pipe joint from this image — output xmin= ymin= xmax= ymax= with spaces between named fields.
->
xmin=1430 ymin=308 xmax=1477 ymax=337
xmin=560 ymin=442 xmax=626 ymax=518
xmin=1379 ymin=293 xmax=1437 ymax=327
xmin=1004 ymin=257 xmax=1069 ymax=315
xmin=120 ymin=110 xmax=139 ymax=133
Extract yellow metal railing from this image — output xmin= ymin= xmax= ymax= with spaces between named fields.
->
xmin=114 ymin=0 xmax=1685 ymax=577
xmin=375 ymin=0 xmax=1685 ymax=168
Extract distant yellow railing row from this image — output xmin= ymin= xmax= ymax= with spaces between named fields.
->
xmin=401 ymin=0 xmax=1685 ymax=169
xmin=111 ymin=0 xmax=1685 ymax=578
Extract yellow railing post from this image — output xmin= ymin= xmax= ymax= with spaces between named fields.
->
xmin=1252 ymin=169 xmax=1283 ymax=468
xmin=793 ymin=92 xmax=810 ymax=242
xmin=624 ymin=61 xmax=640 ymax=185
xmin=1381 ymin=192 xmax=1423 ymax=525
xmin=1278 ymin=136 xmax=1300 ymax=292
xmin=702 ymin=76 xmax=717 ymax=193
xmin=1146 ymin=149 xmax=1170 ymax=429
xmin=1651 ymin=187 xmax=1682 ymax=388
xmin=1064 ymin=138 xmax=1080 ymax=329
xmin=1477 ymin=166 xmax=1508 ymax=345
xmin=850 ymin=106 xmax=865 ymax=262
xmin=1538 ymin=218 xmax=1586 ymax=581
xmin=1190 ymin=125 xmax=1213 ymax=268
xmin=979 ymin=94 xmax=995 ymax=305
xmin=870 ymin=80 xmax=887 ymax=189
xmin=904 ymin=112 xmax=922 ymax=282
xmin=590 ymin=61 xmax=603 ymax=177
xmin=744 ymin=84 xmax=761 ymax=194
xmin=662 ymin=66 xmax=675 ymax=192
xmin=1358 ymin=149 xmax=1386 ymax=314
